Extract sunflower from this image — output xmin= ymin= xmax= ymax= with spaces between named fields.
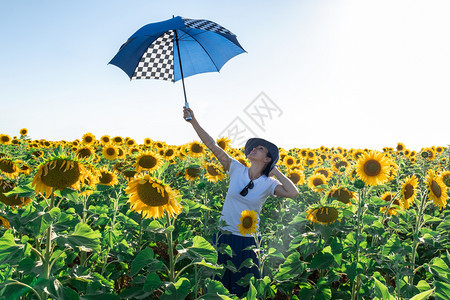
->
xmin=19 ymin=128 xmax=28 ymax=136
xmin=396 ymin=142 xmax=405 ymax=152
xmin=379 ymin=191 xmax=400 ymax=216
xmin=184 ymin=167 xmax=202 ymax=181
xmin=203 ymin=162 xmax=226 ymax=183
xmin=217 ymin=136 xmax=232 ymax=151
xmin=153 ymin=141 xmax=167 ymax=150
xmin=0 ymin=179 xmax=32 ymax=208
xmin=97 ymin=167 xmax=119 ymax=186
xmin=126 ymin=139 xmax=136 ymax=147
xmin=143 ymin=138 xmax=153 ymax=147
xmin=188 ymin=141 xmax=205 ymax=158
xmin=399 ymin=175 xmax=418 ymax=209
xmin=32 ymin=157 xmax=88 ymax=197
xmin=117 ymin=147 xmax=126 ymax=159
xmin=76 ymin=146 xmax=95 ymax=160
xmin=440 ymin=171 xmax=450 ymax=188
xmin=303 ymin=156 xmax=318 ymax=169
xmin=287 ymin=170 xmax=305 ymax=186
xmin=306 ymin=205 xmax=339 ymax=225
xmin=328 ymin=187 xmax=355 ymax=205
xmin=133 ymin=151 xmax=162 ymax=173
xmin=282 ymin=155 xmax=297 ymax=169
xmin=19 ymin=164 xmax=32 ymax=175
xmin=307 ymin=174 xmax=328 ymax=192
xmin=314 ymin=168 xmax=332 ymax=180
xmin=237 ymin=210 xmax=258 ymax=236
xmin=102 ymin=144 xmax=119 ymax=161
xmin=435 ymin=146 xmax=444 ymax=154
xmin=121 ymin=169 xmax=138 ymax=181
xmin=112 ymin=136 xmax=124 ymax=145
xmin=355 ymin=151 xmax=391 ymax=186
xmin=100 ymin=135 xmax=111 ymax=144
xmin=332 ymin=158 xmax=349 ymax=175
xmin=125 ymin=174 xmax=182 ymax=219
xmin=426 ymin=170 xmax=448 ymax=210
xmin=0 ymin=159 xmax=20 ymax=179
xmin=162 ymin=147 xmax=176 ymax=161
xmin=0 ymin=216 xmax=9 ymax=229
xmin=387 ymin=161 xmax=399 ymax=182
xmin=82 ymin=133 xmax=96 ymax=145
xmin=420 ymin=148 xmax=435 ymax=160
xmin=0 ymin=135 xmax=12 ymax=145
xmin=300 ymin=149 xmax=308 ymax=158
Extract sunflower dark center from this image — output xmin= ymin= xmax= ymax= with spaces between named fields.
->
xmin=313 ymin=178 xmax=324 ymax=186
xmin=242 ymin=216 xmax=253 ymax=229
xmin=99 ymin=172 xmax=113 ymax=184
xmin=315 ymin=207 xmax=339 ymax=223
xmin=382 ymin=194 xmax=392 ymax=202
xmin=0 ymin=160 xmax=16 ymax=173
xmin=330 ymin=189 xmax=351 ymax=204
xmin=287 ymin=158 xmax=294 ymax=165
xmin=431 ymin=180 xmax=442 ymax=198
xmin=207 ymin=165 xmax=219 ymax=176
xmin=404 ymin=183 xmax=414 ymax=199
xmin=137 ymin=181 xmax=169 ymax=206
xmin=364 ymin=159 xmax=381 ymax=176
xmin=106 ymin=148 xmax=116 ymax=156
xmin=443 ymin=175 xmax=450 ymax=187
xmin=138 ymin=155 xmax=157 ymax=169
xmin=218 ymin=141 xmax=226 ymax=149
xmin=1 ymin=136 xmax=10 ymax=142
xmin=191 ymin=144 xmax=203 ymax=153
xmin=77 ymin=148 xmax=92 ymax=158
xmin=317 ymin=170 xmax=329 ymax=177
xmin=186 ymin=167 xmax=201 ymax=177
xmin=123 ymin=170 xmax=137 ymax=178
xmin=0 ymin=180 xmax=26 ymax=206
xmin=84 ymin=136 xmax=93 ymax=143
xmin=41 ymin=160 xmax=81 ymax=189
xmin=165 ymin=149 xmax=174 ymax=157
xmin=336 ymin=161 xmax=348 ymax=169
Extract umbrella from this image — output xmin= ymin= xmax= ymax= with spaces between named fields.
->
xmin=109 ymin=16 xmax=245 ymax=120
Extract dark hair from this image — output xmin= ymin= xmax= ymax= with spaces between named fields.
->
xmin=262 ymin=152 xmax=273 ymax=176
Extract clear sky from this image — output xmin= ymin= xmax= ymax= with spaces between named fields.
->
xmin=1 ymin=0 xmax=449 ymax=151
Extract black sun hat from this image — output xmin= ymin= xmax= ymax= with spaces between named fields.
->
xmin=244 ymin=138 xmax=279 ymax=176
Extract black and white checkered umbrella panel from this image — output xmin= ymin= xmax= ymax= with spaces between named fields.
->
xmin=131 ymin=18 xmax=235 ymax=81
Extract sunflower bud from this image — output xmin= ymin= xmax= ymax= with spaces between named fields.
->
xmin=354 ymin=179 xmax=365 ymax=189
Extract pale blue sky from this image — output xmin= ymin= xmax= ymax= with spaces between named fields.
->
xmin=1 ymin=0 xmax=449 ymax=151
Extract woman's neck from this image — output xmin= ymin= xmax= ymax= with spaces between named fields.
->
xmin=248 ymin=165 xmax=264 ymax=180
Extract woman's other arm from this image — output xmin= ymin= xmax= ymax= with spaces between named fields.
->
xmin=270 ymin=166 xmax=300 ymax=198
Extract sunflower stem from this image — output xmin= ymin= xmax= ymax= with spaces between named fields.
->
xmin=351 ymin=187 xmax=365 ymax=300
xmin=137 ymin=215 xmax=143 ymax=252
xmin=41 ymin=189 xmax=55 ymax=300
xmin=165 ymin=212 xmax=175 ymax=282
xmin=409 ymin=190 xmax=427 ymax=285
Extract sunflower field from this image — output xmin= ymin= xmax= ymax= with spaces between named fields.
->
xmin=0 ymin=131 xmax=449 ymax=300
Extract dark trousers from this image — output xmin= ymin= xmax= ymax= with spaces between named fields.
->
xmin=212 ymin=232 xmax=260 ymax=297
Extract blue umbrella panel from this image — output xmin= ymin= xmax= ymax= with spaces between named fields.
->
xmin=109 ymin=16 xmax=245 ymax=83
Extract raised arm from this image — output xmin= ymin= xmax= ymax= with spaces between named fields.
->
xmin=183 ymin=107 xmax=232 ymax=171
xmin=269 ymin=166 xmax=300 ymax=198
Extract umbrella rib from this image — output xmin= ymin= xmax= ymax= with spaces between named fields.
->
xmin=178 ymin=29 xmax=220 ymax=72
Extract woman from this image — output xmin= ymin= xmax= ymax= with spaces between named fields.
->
xmin=183 ymin=106 xmax=299 ymax=296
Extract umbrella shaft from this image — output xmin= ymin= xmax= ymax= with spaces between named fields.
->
xmin=174 ymin=30 xmax=188 ymax=104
